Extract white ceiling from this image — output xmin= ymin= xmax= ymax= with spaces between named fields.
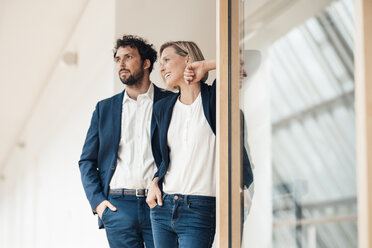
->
xmin=242 ymin=0 xmax=333 ymax=49
xmin=0 ymin=0 xmax=88 ymax=169
xmin=0 ymin=0 xmax=335 ymax=171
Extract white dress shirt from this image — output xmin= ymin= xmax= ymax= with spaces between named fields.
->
xmin=163 ymin=93 xmax=216 ymax=196
xmin=109 ymin=83 xmax=156 ymax=189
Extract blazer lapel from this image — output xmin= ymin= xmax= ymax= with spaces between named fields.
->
xmin=151 ymin=85 xmax=162 ymax=139
xmin=160 ymin=93 xmax=179 ymax=158
xmin=112 ymin=90 xmax=124 ymax=154
xmin=200 ymin=83 xmax=212 ymax=133
xmin=151 ymin=85 xmax=175 ymax=138
xmin=153 ymin=84 xmax=164 ymax=102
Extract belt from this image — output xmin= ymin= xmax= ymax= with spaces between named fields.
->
xmin=109 ymin=188 xmax=148 ymax=197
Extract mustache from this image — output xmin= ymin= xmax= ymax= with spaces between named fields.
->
xmin=119 ymin=68 xmax=130 ymax=73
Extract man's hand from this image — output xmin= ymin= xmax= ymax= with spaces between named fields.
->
xmin=146 ymin=177 xmax=163 ymax=208
xmin=95 ymin=200 xmax=117 ymax=220
xmin=184 ymin=59 xmax=216 ymax=85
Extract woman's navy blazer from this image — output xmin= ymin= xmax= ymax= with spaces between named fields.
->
xmin=151 ymin=80 xmax=254 ymax=190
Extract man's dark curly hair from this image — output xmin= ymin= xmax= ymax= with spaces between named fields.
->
xmin=113 ymin=35 xmax=157 ymax=73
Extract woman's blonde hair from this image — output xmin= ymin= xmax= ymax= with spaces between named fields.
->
xmin=159 ymin=41 xmax=208 ymax=84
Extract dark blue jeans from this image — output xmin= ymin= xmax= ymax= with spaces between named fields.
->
xmin=101 ymin=194 xmax=154 ymax=248
xmin=150 ymin=194 xmax=216 ymax=248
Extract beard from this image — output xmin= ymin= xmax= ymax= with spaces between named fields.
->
xmin=119 ymin=66 xmax=145 ymax=87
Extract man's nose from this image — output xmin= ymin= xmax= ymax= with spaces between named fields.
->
xmin=119 ymin=59 xmax=126 ymax=68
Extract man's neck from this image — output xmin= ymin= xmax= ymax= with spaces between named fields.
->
xmin=126 ymin=78 xmax=151 ymax=100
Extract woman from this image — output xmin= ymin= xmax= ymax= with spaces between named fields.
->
xmin=146 ymin=41 xmax=217 ymax=248
xmin=147 ymin=41 xmax=254 ymax=247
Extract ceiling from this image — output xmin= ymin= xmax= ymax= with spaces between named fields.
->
xmin=0 ymin=0 xmax=336 ymax=172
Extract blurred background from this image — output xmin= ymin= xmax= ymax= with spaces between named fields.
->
xmin=270 ymin=0 xmax=356 ymax=246
xmin=240 ymin=0 xmax=356 ymax=247
xmin=0 ymin=0 xmax=357 ymax=247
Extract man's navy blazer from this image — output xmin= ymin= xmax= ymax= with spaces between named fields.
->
xmin=79 ymin=84 xmax=173 ymax=228
xmin=151 ymin=80 xmax=254 ymax=190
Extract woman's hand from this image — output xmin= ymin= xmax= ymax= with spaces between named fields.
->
xmin=184 ymin=61 xmax=205 ymax=85
xmin=146 ymin=177 xmax=163 ymax=208
xmin=184 ymin=59 xmax=216 ymax=85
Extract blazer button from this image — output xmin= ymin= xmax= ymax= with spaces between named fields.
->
xmin=111 ymin=165 xmax=115 ymax=170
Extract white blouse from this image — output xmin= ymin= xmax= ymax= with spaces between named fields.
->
xmin=163 ymin=93 xmax=216 ymax=197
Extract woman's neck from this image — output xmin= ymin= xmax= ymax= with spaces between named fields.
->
xmin=178 ymin=81 xmax=201 ymax=105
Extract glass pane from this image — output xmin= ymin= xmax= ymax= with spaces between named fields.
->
xmin=238 ymin=0 xmax=357 ymax=247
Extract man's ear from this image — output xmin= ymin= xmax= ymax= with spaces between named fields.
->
xmin=143 ymin=59 xmax=151 ymax=70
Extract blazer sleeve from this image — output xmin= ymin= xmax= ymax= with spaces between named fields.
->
xmin=78 ymin=103 xmax=106 ymax=213
xmin=209 ymin=80 xmax=253 ymax=188
xmin=241 ymin=110 xmax=254 ymax=188
xmin=209 ymin=80 xmax=217 ymax=134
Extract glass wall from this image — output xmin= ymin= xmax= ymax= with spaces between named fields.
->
xmin=238 ymin=0 xmax=357 ymax=247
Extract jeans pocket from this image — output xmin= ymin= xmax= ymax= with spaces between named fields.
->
xmin=101 ymin=207 xmax=109 ymax=221
xmin=150 ymin=204 xmax=159 ymax=210
xmin=186 ymin=202 xmax=215 ymax=218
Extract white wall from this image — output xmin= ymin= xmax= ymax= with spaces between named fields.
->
xmin=0 ymin=0 xmax=116 ymax=247
xmin=114 ymin=0 xmax=216 ymax=92
xmin=0 ymin=1 xmax=216 ymax=247
xmin=0 ymin=0 xmax=275 ymax=247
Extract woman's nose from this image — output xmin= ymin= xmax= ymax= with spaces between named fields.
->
xmin=159 ymin=63 xmax=165 ymax=72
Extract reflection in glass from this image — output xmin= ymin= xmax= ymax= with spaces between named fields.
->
xmin=239 ymin=0 xmax=356 ymax=247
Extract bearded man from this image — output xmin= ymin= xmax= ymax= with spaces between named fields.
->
xmin=79 ymin=35 xmax=173 ymax=248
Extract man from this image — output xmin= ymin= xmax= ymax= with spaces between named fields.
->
xmin=79 ymin=35 xmax=173 ymax=248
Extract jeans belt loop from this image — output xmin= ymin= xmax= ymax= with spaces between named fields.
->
xmin=185 ymin=195 xmax=190 ymax=207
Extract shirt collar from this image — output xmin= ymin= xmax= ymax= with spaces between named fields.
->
xmin=123 ymin=83 xmax=154 ymax=104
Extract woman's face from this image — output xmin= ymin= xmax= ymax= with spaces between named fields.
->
xmin=159 ymin=46 xmax=188 ymax=88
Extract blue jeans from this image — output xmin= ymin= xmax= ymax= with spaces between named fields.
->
xmin=150 ymin=194 xmax=216 ymax=248
xmin=101 ymin=194 xmax=154 ymax=248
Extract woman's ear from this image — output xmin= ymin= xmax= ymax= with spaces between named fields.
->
xmin=185 ymin=55 xmax=190 ymax=64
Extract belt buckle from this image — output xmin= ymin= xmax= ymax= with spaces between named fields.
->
xmin=136 ymin=189 xmax=145 ymax=197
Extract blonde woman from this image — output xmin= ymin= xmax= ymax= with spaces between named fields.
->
xmin=146 ymin=41 xmax=253 ymax=247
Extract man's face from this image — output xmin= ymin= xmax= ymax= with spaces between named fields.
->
xmin=114 ymin=46 xmax=145 ymax=86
